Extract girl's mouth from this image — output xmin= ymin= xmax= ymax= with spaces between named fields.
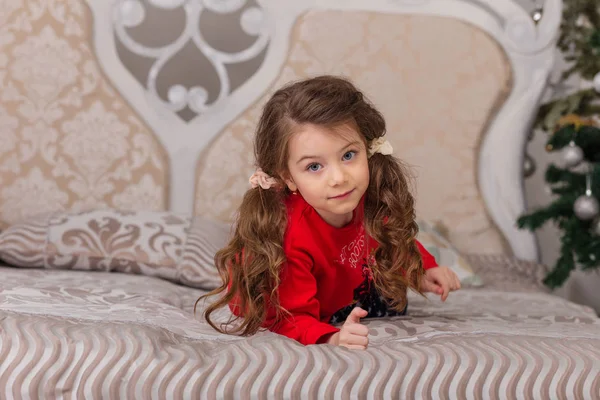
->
xmin=330 ymin=189 xmax=354 ymax=199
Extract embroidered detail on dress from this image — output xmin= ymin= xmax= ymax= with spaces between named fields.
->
xmin=336 ymin=226 xmax=365 ymax=268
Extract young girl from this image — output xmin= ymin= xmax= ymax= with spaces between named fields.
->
xmin=200 ymin=75 xmax=461 ymax=349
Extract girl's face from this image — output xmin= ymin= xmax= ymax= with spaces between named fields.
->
xmin=284 ymin=122 xmax=370 ymax=228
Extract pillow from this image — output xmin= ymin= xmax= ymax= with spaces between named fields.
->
xmin=0 ymin=210 xmax=481 ymax=289
xmin=0 ymin=209 xmax=230 ymax=290
xmin=417 ymin=219 xmax=483 ymax=286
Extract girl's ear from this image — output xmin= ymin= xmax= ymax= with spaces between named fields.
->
xmin=282 ymin=172 xmax=297 ymax=192
xmin=284 ymin=178 xmax=297 ymax=192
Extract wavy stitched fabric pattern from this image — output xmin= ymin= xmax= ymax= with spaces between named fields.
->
xmin=0 ymin=255 xmax=598 ymax=399
xmin=195 ymin=10 xmax=512 ymax=255
xmin=0 ymin=209 xmax=230 ymax=289
xmin=0 ymin=211 xmax=48 ymax=267
xmin=0 ymin=1 xmax=168 ymax=230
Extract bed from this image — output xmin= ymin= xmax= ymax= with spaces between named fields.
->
xmin=1 ymin=0 xmax=599 ymax=398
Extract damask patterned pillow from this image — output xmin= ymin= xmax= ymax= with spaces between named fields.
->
xmin=0 ymin=210 xmax=481 ymax=289
xmin=417 ymin=219 xmax=484 ymax=286
xmin=0 ymin=209 xmax=230 ymax=290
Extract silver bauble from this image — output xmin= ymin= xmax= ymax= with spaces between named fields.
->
xmin=574 ymin=195 xmax=600 ymax=220
xmin=523 ymin=153 xmax=536 ymax=178
xmin=594 ymin=71 xmax=600 ymax=93
xmin=531 ymin=8 xmax=543 ymax=24
xmin=562 ymin=141 xmax=584 ymax=168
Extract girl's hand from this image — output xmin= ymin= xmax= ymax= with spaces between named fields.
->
xmin=421 ymin=266 xmax=461 ymax=301
xmin=327 ymin=307 xmax=369 ymax=349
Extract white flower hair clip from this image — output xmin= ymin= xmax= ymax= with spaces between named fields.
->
xmin=249 ymin=168 xmax=277 ymax=189
xmin=368 ymin=137 xmax=393 ymax=158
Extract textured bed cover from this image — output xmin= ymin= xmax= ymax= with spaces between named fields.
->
xmin=0 ymin=255 xmax=598 ymax=399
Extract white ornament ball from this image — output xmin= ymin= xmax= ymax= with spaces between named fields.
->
xmin=562 ymin=142 xmax=584 ymax=168
xmin=523 ymin=153 xmax=536 ymax=178
xmin=240 ymin=7 xmax=264 ymax=36
xmin=167 ymin=85 xmax=187 ymax=106
xmin=594 ymin=71 xmax=600 ymax=93
xmin=574 ymin=195 xmax=600 ymax=220
xmin=119 ymin=0 xmax=145 ymax=27
xmin=187 ymin=86 xmax=208 ymax=113
xmin=531 ymin=8 xmax=543 ymax=23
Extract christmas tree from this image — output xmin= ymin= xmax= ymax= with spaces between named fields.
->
xmin=518 ymin=0 xmax=600 ymax=289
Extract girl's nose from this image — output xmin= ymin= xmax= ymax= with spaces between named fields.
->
xmin=328 ymin=164 xmax=346 ymax=186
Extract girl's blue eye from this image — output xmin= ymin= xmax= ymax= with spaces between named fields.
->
xmin=307 ymin=163 xmax=321 ymax=172
xmin=343 ymin=151 xmax=356 ymax=161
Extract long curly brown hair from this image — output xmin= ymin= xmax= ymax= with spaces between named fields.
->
xmin=197 ymin=75 xmax=425 ymax=336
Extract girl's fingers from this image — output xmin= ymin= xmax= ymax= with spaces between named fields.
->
xmin=454 ymin=274 xmax=461 ymax=290
xmin=440 ymin=279 xmax=450 ymax=301
xmin=345 ymin=307 xmax=368 ymax=325
xmin=343 ymin=344 xmax=367 ymax=350
xmin=347 ymin=334 xmax=369 ymax=347
xmin=421 ymin=279 xmax=442 ymax=294
xmin=346 ymin=323 xmax=369 ymax=337
xmin=339 ymin=334 xmax=368 ymax=347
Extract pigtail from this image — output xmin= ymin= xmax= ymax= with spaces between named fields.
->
xmin=198 ymin=185 xmax=288 ymax=336
xmin=363 ymin=152 xmax=426 ymax=312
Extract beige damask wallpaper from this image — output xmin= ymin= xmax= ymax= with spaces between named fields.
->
xmin=1 ymin=1 xmax=511 ymax=255
xmin=0 ymin=1 xmax=168 ymax=230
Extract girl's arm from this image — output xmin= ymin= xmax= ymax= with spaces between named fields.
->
xmin=416 ymin=240 xmax=461 ymax=300
xmin=264 ymin=246 xmax=339 ymax=346
xmin=416 ymin=240 xmax=438 ymax=270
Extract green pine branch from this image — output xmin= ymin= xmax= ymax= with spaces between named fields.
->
xmin=557 ymin=0 xmax=600 ymax=79
xmin=564 ymin=216 xmax=600 ymax=270
xmin=518 ymin=194 xmax=579 ymax=231
xmin=545 ymin=164 xmax=582 ymax=183
xmin=539 ymin=216 xmax=600 ymax=288
xmin=519 ymin=162 xmax=600 ymax=287
xmin=543 ymin=242 xmax=575 ymax=288
xmin=519 ymin=0 xmax=600 ymax=289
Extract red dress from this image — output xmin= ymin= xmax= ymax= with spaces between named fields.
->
xmin=229 ymin=194 xmax=438 ymax=345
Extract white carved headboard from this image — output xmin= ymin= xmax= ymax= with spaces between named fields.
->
xmin=81 ymin=0 xmax=562 ymax=262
